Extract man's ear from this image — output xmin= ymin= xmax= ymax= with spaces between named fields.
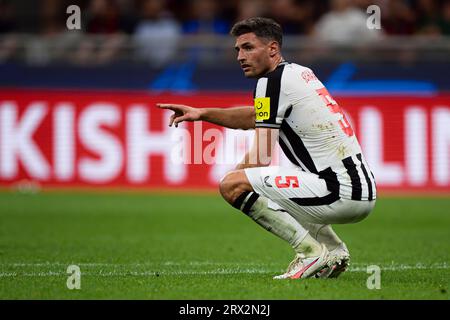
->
xmin=269 ymin=41 xmax=279 ymax=57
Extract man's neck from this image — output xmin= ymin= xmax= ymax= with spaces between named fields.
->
xmin=265 ymin=56 xmax=285 ymax=75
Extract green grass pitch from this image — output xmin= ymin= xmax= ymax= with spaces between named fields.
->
xmin=0 ymin=191 xmax=448 ymax=299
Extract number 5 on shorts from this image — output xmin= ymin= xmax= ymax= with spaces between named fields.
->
xmin=275 ymin=176 xmax=299 ymax=188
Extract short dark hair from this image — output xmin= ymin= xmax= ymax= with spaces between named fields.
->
xmin=230 ymin=17 xmax=283 ymax=47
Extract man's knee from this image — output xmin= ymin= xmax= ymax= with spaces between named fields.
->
xmin=219 ymin=170 xmax=253 ymax=205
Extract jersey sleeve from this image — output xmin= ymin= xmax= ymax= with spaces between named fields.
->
xmin=253 ymin=67 xmax=290 ymax=129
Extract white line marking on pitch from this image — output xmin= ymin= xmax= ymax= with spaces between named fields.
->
xmin=0 ymin=262 xmax=448 ymax=277
xmin=3 ymin=261 xmax=279 ymax=267
xmin=2 ymin=261 xmax=448 ymax=268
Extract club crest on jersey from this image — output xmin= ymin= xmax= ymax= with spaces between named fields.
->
xmin=254 ymin=97 xmax=270 ymax=120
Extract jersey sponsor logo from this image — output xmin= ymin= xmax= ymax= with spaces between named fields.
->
xmin=254 ymin=97 xmax=270 ymax=120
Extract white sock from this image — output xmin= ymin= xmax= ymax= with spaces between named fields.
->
xmin=300 ymin=222 xmax=343 ymax=251
xmin=234 ymin=192 xmax=322 ymax=257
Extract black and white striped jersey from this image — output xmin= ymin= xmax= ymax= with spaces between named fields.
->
xmin=253 ymin=61 xmax=376 ymax=201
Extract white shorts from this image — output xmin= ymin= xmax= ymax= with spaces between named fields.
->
xmin=244 ymin=166 xmax=375 ymax=225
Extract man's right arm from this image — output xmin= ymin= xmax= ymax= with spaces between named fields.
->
xmin=235 ymin=128 xmax=279 ymax=170
xmin=157 ymin=104 xmax=255 ymax=130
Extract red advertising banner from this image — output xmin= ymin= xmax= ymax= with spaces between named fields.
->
xmin=0 ymin=89 xmax=449 ymax=194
